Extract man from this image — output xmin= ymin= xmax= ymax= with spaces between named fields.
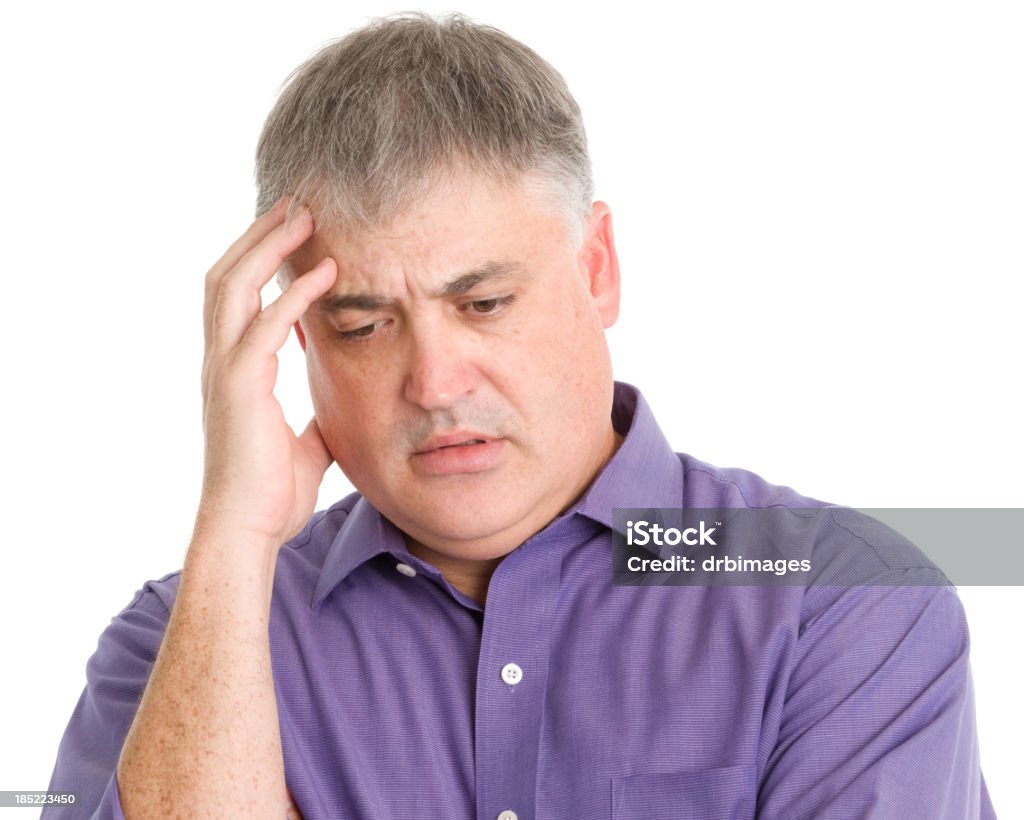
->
xmin=47 ymin=13 xmax=994 ymax=819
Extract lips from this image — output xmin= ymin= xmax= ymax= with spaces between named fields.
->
xmin=428 ymin=438 xmax=483 ymax=450
xmin=414 ymin=433 xmax=492 ymax=454
xmin=411 ymin=433 xmax=505 ymax=476
xmin=434 ymin=438 xmax=485 ymax=449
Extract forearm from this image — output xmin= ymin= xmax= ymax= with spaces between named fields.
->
xmin=111 ymin=199 xmax=332 ymax=818
xmin=116 ymin=530 xmax=287 ymax=818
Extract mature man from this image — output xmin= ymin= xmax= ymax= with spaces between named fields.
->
xmin=48 ymin=13 xmax=994 ymax=819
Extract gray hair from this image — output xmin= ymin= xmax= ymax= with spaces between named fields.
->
xmin=254 ymin=12 xmax=593 ymax=244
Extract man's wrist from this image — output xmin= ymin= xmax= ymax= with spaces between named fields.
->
xmin=191 ymin=506 xmax=285 ymax=554
xmin=185 ymin=519 xmax=284 ymax=604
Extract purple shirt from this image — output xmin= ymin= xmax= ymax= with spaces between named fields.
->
xmin=48 ymin=383 xmax=995 ymax=818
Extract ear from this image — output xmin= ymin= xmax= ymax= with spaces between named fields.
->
xmin=293 ymin=320 xmax=308 ymax=353
xmin=578 ymin=201 xmax=621 ymax=328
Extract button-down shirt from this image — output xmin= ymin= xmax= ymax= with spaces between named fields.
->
xmin=47 ymin=383 xmax=995 ymax=818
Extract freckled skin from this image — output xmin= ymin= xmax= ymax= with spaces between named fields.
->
xmin=290 ymin=170 xmax=622 ymax=593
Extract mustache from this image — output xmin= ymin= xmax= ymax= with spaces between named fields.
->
xmin=399 ymin=402 xmax=513 ymax=450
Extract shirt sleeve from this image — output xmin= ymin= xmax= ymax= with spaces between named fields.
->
xmin=43 ymin=579 xmax=175 ymax=819
xmin=757 ymin=571 xmax=997 ymax=819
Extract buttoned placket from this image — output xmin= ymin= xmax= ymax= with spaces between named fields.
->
xmin=473 ymin=520 xmax=569 ymax=820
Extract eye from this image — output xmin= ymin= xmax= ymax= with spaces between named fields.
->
xmin=459 ymin=295 xmax=516 ymax=316
xmin=337 ymin=320 xmax=386 ymax=342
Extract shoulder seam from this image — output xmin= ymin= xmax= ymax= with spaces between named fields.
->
xmin=684 ymin=465 xmax=807 ymax=511
xmin=289 ymin=505 xmax=353 ymax=551
xmin=124 ymin=570 xmax=183 ymax=615
xmin=824 ymin=508 xmax=953 ymax=583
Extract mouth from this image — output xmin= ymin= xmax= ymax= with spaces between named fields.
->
xmin=432 ymin=438 xmax=485 ymax=449
xmin=414 ymin=434 xmax=492 ymax=454
xmin=411 ymin=434 xmax=504 ymax=476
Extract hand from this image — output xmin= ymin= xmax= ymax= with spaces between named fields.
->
xmin=196 ymin=198 xmax=338 ymax=549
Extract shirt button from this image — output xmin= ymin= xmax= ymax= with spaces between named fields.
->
xmin=395 ymin=562 xmax=417 ymax=578
xmin=497 ymin=812 xmax=518 ymax=820
xmin=500 ymin=662 xmax=523 ymax=685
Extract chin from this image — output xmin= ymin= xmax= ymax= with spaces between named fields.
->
xmin=387 ymin=489 xmax=540 ymax=554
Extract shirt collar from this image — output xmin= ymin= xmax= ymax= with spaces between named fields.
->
xmin=572 ymin=381 xmax=684 ymax=530
xmin=311 ymin=381 xmax=683 ymax=608
xmin=312 ymin=496 xmax=407 ymax=608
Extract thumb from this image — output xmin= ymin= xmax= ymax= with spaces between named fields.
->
xmin=296 ymin=416 xmax=334 ymax=478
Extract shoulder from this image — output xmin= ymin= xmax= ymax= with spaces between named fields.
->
xmin=677 ymin=452 xmax=828 ymax=509
xmin=277 ymin=491 xmax=363 ymax=568
xmin=120 ymin=569 xmax=182 ymax=619
xmin=674 ymin=452 xmax=952 ymax=612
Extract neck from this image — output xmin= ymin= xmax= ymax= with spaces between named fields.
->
xmin=405 ymin=538 xmax=504 ymax=605
xmin=405 ymin=427 xmax=625 ymax=606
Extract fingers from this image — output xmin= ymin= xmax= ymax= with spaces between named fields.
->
xmin=203 ymin=197 xmax=289 ymax=349
xmin=207 ymin=197 xmax=289 ymax=284
xmin=202 ymin=255 xmax=336 ymax=403
xmin=205 ymin=201 xmax=317 ymax=357
xmin=201 ymin=200 xmax=336 ymax=405
xmin=238 ymin=257 xmax=337 ymax=360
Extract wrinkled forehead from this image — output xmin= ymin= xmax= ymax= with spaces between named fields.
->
xmin=284 ymin=168 xmax=578 ymax=288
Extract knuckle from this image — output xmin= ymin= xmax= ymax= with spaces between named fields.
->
xmin=204 ymin=263 xmax=227 ymax=295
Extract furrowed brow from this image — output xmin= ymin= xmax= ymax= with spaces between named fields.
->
xmin=316 ymin=293 xmax=393 ymax=313
xmin=438 ymin=261 xmax=521 ymax=298
xmin=315 ymin=260 xmax=522 ymax=313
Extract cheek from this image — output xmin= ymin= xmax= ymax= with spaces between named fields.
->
xmin=305 ymin=345 xmax=389 ymax=461
xmin=539 ymin=283 xmax=605 ymax=371
xmin=306 ymin=327 xmax=393 ymax=403
xmin=499 ymin=285 xmax=606 ymax=413
xmin=549 ymin=288 xmax=613 ymax=408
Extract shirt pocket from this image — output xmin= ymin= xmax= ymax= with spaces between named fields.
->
xmin=611 ymin=764 xmax=756 ymax=820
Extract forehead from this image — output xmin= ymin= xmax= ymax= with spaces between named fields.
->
xmin=291 ymin=171 xmax=574 ymax=291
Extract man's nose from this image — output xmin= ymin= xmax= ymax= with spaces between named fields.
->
xmin=402 ymin=323 xmax=480 ymax=411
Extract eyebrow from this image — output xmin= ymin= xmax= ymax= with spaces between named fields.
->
xmin=316 ymin=260 xmax=522 ymax=314
xmin=438 ymin=260 xmax=520 ymax=297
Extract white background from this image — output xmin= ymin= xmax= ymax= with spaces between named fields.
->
xmin=2 ymin=1 xmax=1020 ymax=816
